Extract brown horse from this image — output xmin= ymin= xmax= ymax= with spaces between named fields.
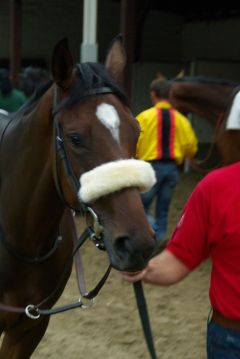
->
xmin=168 ymin=76 xmax=240 ymax=164
xmin=0 ymin=37 xmax=156 ymax=358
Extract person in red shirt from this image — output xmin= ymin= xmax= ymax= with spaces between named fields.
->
xmin=121 ymin=162 xmax=240 ymax=359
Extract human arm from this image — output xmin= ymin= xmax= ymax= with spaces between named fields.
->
xmin=121 ymin=249 xmax=190 ymax=286
xmin=122 ymin=178 xmax=210 ymax=286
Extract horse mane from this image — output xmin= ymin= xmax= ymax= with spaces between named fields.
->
xmin=174 ymin=76 xmax=240 ymax=87
xmin=12 ymin=80 xmax=53 ymax=119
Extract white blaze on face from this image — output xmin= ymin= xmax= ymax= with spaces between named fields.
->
xmin=96 ymin=103 xmax=120 ymax=143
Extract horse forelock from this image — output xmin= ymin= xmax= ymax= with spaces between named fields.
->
xmin=64 ymin=63 xmax=128 ymax=110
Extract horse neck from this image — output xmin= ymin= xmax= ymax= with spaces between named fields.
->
xmin=0 ymin=89 xmax=65 ymax=247
xmin=170 ymin=81 xmax=235 ymax=125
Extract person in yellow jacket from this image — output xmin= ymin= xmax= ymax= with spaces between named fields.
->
xmin=137 ymin=78 xmax=198 ymax=245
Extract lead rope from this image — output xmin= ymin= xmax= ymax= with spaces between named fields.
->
xmin=134 ymin=281 xmax=158 ymax=359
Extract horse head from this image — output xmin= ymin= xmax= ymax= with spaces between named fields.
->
xmin=168 ymin=76 xmax=240 ymax=165
xmin=50 ymin=37 xmax=156 ymax=271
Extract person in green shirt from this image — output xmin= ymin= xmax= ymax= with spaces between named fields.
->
xmin=0 ymin=69 xmax=26 ymax=113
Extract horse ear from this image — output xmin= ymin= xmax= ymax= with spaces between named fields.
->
xmin=51 ymin=38 xmax=74 ymax=89
xmin=175 ymin=70 xmax=185 ymax=79
xmin=105 ymin=34 xmax=126 ymax=85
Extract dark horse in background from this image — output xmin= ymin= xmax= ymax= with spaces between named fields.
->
xmin=0 ymin=37 xmax=156 ymax=358
xmin=168 ymin=76 xmax=240 ymax=164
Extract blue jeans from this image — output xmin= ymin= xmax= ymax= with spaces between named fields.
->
xmin=141 ymin=161 xmax=179 ymax=242
xmin=207 ymin=320 xmax=240 ymax=358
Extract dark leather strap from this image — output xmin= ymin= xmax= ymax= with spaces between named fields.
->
xmin=83 ymin=265 xmax=111 ymax=299
xmin=51 ymin=83 xmax=114 ymax=213
xmin=72 ymin=219 xmax=111 ymax=299
xmin=52 ymin=83 xmax=113 ymax=117
xmin=134 ymin=281 xmax=158 ymax=359
xmin=0 ymin=230 xmax=62 ymax=264
xmin=53 ymin=117 xmax=81 ymax=196
xmin=0 ymin=226 xmax=111 ymax=319
xmin=0 ymin=227 xmax=89 ymax=318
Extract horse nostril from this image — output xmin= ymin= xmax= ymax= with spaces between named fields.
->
xmin=114 ymin=234 xmax=155 ymax=261
xmin=114 ymin=235 xmax=132 ymax=258
xmin=111 ymin=234 xmax=156 ymax=270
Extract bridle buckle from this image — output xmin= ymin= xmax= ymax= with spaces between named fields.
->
xmin=85 ymin=207 xmax=105 ymax=250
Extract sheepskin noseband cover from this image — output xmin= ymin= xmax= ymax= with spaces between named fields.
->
xmin=79 ymin=159 xmax=156 ymax=204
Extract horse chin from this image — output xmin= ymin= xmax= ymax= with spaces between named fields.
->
xmin=108 ymin=255 xmax=148 ymax=272
xmin=104 ymin=240 xmax=153 ymax=272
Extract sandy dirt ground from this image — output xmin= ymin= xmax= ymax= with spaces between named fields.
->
xmin=33 ymin=172 xmax=210 ymax=359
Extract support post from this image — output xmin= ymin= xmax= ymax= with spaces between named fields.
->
xmin=81 ymin=0 xmax=98 ymax=63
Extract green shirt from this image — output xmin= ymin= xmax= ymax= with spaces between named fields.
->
xmin=0 ymin=89 xmax=26 ymax=113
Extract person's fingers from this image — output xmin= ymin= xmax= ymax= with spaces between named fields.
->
xmin=123 ymin=271 xmax=142 ymax=276
xmin=121 ymin=269 xmax=147 ymax=283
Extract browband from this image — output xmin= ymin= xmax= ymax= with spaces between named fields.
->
xmin=52 ymin=86 xmax=114 ymax=117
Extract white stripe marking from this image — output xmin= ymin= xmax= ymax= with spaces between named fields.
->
xmin=96 ymin=103 xmax=120 ymax=143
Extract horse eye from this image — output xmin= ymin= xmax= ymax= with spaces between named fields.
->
xmin=68 ymin=133 xmax=83 ymax=147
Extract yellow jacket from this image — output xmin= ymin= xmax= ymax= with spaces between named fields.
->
xmin=136 ymin=101 xmax=198 ymax=165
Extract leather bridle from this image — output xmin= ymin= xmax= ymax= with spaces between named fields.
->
xmin=52 ymin=79 xmax=114 ymax=213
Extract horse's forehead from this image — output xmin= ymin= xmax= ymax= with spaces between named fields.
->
xmin=96 ymin=103 xmax=120 ymax=143
xmin=96 ymin=103 xmax=120 ymax=126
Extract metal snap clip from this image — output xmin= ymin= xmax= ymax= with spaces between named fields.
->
xmin=85 ymin=207 xmax=103 ymax=238
xmin=79 ymin=296 xmax=95 ymax=309
xmin=25 ymin=305 xmax=41 ymax=320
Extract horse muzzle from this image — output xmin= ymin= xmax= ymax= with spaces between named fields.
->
xmin=104 ymin=230 xmax=156 ymax=271
xmin=85 ymin=205 xmax=156 ymax=271
xmin=79 ymin=159 xmax=157 ymax=271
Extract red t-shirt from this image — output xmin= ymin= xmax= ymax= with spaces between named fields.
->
xmin=167 ymin=163 xmax=240 ymax=319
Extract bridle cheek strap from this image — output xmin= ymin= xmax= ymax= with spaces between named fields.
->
xmin=79 ymin=159 xmax=156 ymax=204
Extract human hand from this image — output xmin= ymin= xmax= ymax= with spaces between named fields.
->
xmin=120 ymin=268 xmax=148 ymax=283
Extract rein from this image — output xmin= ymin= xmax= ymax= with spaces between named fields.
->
xmin=0 ymin=232 xmax=63 ymax=264
xmin=134 ymin=282 xmax=158 ymax=359
xmin=0 ymin=223 xmax=111 ymax=319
